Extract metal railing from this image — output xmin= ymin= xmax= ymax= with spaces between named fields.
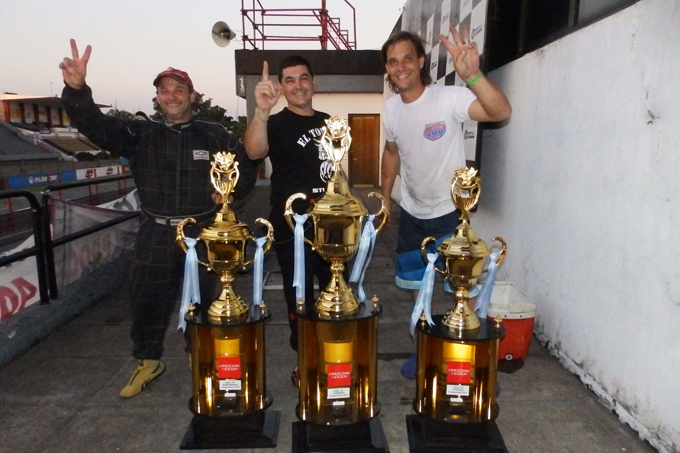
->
xmin=0 ymin=190 xmax=49 ymax=304
xmin=0 ymin=173 xmax=138 ymax=304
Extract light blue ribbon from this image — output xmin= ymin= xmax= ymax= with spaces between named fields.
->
xmin=293 ymin=214 xmax=309 ymax=302
xmin=349 ymin=214 xmax=376 ymax=302
xmin=252 ymin=237 xmax=267 ymax=306
xmin=178 ymin=238 xmax=200 ymax=332
xmin=410 ymin=252 xmax=437 ymax=337
xmin=474 ymin=251 xmax=501 ymax=319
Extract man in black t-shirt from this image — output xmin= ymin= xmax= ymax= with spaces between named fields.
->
xmin=243 ymin=56 xmax=334 ymax=369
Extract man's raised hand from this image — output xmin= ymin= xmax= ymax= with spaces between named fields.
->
xmin=254 ymin=61 xmax=282 ymax=114
xmin=438 ymin=25 xmax=480 ymax=82
xmin=59 ymin=39 xmax=91 ymax=90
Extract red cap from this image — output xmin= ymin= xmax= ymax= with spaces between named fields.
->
xmin=153 ymin=67 xmax=194 ymax=92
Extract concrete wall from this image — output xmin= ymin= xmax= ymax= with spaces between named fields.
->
xmin=473 ymin=0 xmax=679 ymax=451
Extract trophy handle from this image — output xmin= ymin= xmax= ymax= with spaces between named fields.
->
xmin=491 ymin=236 xmax=507 ymax=266
xmin=284 ymin=192 xmax=314 ymax=247
xmin=420 ymin=236 xmax=446 ymax=275
xmin=367 ymin=192 xmax=390 ymax=234
xmin=175 ymin=218 xmax=211 ymax=268
xmin=241 ymin=218 xmax=275 ymax=267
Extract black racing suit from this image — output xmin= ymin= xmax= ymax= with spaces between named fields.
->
xmin=61 ymin=84 xmax=257 ymax=360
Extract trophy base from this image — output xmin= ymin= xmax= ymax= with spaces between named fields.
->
xmin=292 ymin=418 xmax=388 ymax=452
xmin=406 ymin=415 xmax=507 ymax=452
xmin=414 ymin=316 xmax=504 ymax=423
xmin=180 ymin=409 xmax=281 ymax=450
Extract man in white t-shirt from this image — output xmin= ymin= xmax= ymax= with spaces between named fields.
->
xmin=380 ymin=27 xmax=511 ymax=379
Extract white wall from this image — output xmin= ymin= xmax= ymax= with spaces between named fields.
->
xmin=474 ymin=1 xmax=680 ymax=451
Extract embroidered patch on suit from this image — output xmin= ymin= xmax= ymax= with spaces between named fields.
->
xmin=193 ymin=150 xmax=210 ymax=160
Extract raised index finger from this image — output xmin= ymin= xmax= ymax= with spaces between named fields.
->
xmin=262 ymin=61 xmax=269 ymax=82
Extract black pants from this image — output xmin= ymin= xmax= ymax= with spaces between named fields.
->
xmin=130 ymin=218 xmax=217 ymax=360
xmin=273 ymin=238 xmax=332 ymax=351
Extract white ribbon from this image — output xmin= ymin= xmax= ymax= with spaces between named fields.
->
xmin=252 ymin=237 xmax=267 ymax=306
xmin=474 ymin=251 xmax=501 ymax=319
xmin=410 ymin=252 xmax=437 ymax=337
xmin=293 ymin=214 xmax=309 ymax=302
xmin=178 ymin=238 xmax=200 ymax=332
xmin=349 ymin=214 xmax=376 ymax=302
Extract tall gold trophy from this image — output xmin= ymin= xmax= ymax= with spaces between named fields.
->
xmin=175 ymin=152 xmax=279 ymax=449
xmin=284 ymin=117 xmax=390 ymax=451
xmin=407 ymin=167 xmax=508 ymax=450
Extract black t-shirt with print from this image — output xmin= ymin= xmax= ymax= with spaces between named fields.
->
xmin=267 ymin=108 xmax=332 ymax=241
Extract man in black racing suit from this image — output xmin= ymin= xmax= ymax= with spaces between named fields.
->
xmin=59 ymin=39 xmax=257 ymax=398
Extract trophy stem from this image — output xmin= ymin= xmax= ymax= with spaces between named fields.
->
xmin=315 ymin=261 xmax=359 ymax=317
xmin=208 ymin=271 xmax=249 ymax=321
xmin=441 ymin=287 xmax=480 ymax=332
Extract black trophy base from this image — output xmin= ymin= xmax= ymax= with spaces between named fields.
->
xmin=180 ymin=410 xmax=280 ymax=450
xmin=292 ymin=418 xmax=389 ymax=452
xmin=406 ymin=415 xmax=507 ymax=453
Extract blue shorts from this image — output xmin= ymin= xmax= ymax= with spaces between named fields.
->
xmin=395 ymin=209 xmax=459 ymax=290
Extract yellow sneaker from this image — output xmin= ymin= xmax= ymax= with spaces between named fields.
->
xmin=119 ymin=359 xmax=166 ymax=398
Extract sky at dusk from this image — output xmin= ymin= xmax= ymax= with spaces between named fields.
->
xmin=1 ymin=0 xmax=404 ymax=117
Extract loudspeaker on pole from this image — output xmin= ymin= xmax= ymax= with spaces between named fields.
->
xmin=212 ymin=21 xmax=236 ymax=47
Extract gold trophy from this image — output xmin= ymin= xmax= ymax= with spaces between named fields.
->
xmin=177 ymin=151 xmax=274 ymax=322
xmin=408 ymin=167 xmax=507 ymax=446
xmin=284 ymin=116 xmax=388 ymax=317
xmin=175 ymin=152 xmax=279 ymax=449
xmin=420 ymin=167 xmax=506 ymax=333
xmin=285 ymin=117 xmax=389 ymax=450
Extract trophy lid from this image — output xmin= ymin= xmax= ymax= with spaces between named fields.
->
xmin=311 ymin=174 xmax=368 ymax=217
xmin=199 ymin=211 xmax=252 ymax=242
xmin=438 ymin=223 xmax=491 ymax=259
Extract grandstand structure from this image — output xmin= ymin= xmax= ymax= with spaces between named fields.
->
xmin=0 ymin=94 xmax=110 ymax=182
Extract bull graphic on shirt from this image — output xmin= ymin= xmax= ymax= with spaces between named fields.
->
xmin=317 ymin=140 xmax=334 ymax=182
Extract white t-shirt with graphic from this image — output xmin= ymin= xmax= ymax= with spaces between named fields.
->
xmin=384 ymin=84 xmax=476 ymax=219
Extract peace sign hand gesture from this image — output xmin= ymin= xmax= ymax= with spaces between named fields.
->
xmin=438 ymin=24 xmax=480 ymax=82
xmin=59 ymin=39 xmax=92 ymax=90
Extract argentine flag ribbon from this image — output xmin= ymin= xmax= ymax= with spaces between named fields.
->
xmin=349 ymin=214 xmax=376 ymax=302
xmin=178 ymin=237 xmax=200 ymax=332
xmin=293 ymin=213 xmax=309 ymax=302
xmin=410 ymin=252 xmax=437 ymax=338
xmin=474 ymin=250 xmax=501 ymax=319
xmin=252 ymin=236 xmax=268 ymax=306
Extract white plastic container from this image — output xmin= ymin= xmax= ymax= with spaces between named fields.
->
xmin=486 ymin=282 xmax=536 ymax=361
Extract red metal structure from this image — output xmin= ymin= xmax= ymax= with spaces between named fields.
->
xmin=240 ymin=0 xmax=356 ymax=50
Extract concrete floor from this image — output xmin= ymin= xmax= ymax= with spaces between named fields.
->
xmin=0 ymin=189 xmax=657 ymax=453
